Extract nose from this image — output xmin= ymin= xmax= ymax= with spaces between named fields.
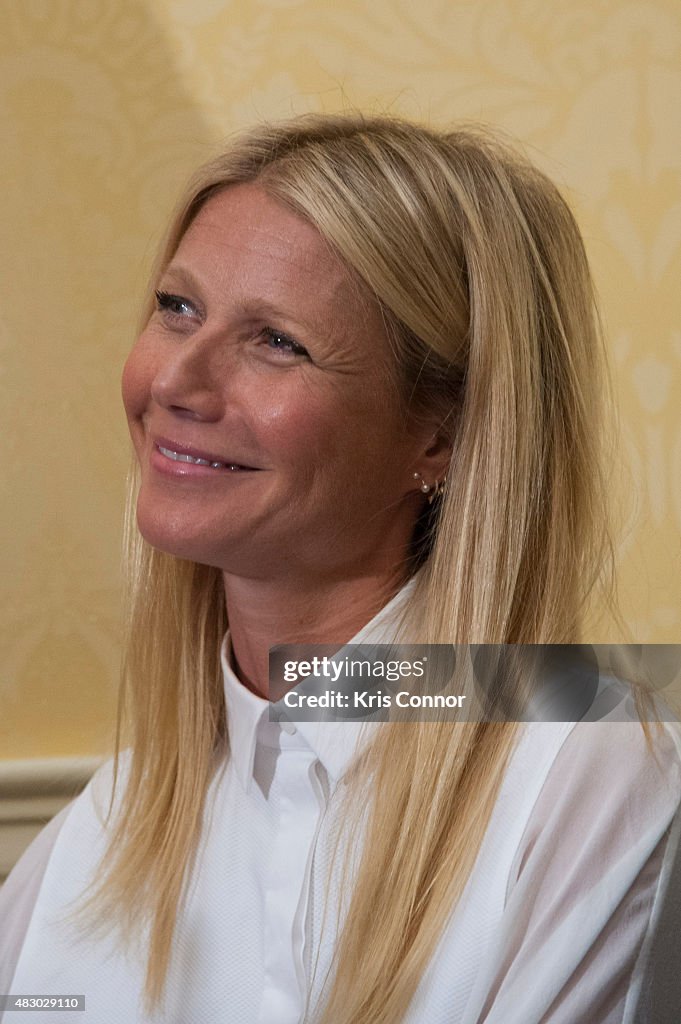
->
xmin=150 ymin=327 xmax=231 ymax=421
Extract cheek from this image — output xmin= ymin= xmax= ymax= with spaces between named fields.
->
xmin=251 ymin=392 xmax=335 ymax=472
xmin=238 ymin=394 xmax=339 ymax=503
xmin=252 ymin=380 xmax=388 ymax=490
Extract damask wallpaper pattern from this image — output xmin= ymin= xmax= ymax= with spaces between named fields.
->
xmin=1 ymin=0 xmax=679 ymax=757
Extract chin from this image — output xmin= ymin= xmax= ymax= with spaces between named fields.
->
xmin=134 ymin=503 xmax=216 ymax=565
xmin=134 ymin=507 xmax=268 ymax=576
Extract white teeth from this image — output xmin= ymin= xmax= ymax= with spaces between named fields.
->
xmin=158 ymin=445 xmax=227 ymax=469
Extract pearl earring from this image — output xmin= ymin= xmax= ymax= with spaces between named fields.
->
xmin=412 ymin=471 xmax=431 ymax=495
xmin=413 ymin=471 xmax=448 ymax=504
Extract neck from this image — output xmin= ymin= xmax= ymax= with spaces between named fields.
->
xmin=222 ymin=566 xmax=412 ymax=699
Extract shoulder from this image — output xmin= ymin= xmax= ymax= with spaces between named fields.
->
xmin=544 ymin=716 xmax=681 ymax=810
xmin=0 ymin=802 xmax=75 ymax=992
xmin=0 ymin=751 xmax=133 ymax=965
xmin=0 ymin=750 xmax=135 ymax=995
xmin=467 ymin=720 xmax=681 ymax=1023
xmin=510 ymin=717 xmax=681 ymax=893
xmin=547 ymin=716 xmax=681 ymax=786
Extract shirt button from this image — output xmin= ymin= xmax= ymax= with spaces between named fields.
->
xmin=280 ymin=719 xmax=297 ymax=736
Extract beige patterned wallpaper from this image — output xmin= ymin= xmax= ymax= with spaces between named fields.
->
xmin=1 ymin=0 xmax=679 ymax=759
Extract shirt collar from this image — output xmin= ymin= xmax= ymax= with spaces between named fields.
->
xmin=220 ymin=574 xmax=419 ymax=792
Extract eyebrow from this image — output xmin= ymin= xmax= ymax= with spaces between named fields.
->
xmin=160 ymin=264 xmax=204 ymax=296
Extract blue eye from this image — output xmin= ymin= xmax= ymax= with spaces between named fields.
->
xmin=155 ymin=290 xmax=197 ymax=319
xmin=263 ymin=327 xmax=309 ymax=358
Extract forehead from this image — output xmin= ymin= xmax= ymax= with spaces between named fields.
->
xmin=172 ymin=183 xmax=374 ymax=322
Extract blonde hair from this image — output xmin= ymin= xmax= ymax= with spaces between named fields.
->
xmin=73 ymin=113 xmax=624 ymax=1022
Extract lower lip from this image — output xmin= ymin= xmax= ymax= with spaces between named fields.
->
xmin=150 ymin=445 xmax=258 ymax=479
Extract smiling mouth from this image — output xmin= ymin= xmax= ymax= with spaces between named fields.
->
xmin=156 ymin=445 xmax=254 ymax=471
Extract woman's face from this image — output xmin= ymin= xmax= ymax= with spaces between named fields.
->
xmin=122 ymin=183 xmax=440 ymax=581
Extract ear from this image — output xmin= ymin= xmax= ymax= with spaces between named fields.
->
xmin=408 ymin=423 xmax=453 ymax=497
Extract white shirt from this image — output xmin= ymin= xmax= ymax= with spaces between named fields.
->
xmin=1 ymin=580 xmax=681 ymax=1023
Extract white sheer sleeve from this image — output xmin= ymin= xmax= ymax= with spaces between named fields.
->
xmin=476 ymin=719 xmax=681 ymax=1023
xmin=0 ymin=801 xmax=75 ymax=995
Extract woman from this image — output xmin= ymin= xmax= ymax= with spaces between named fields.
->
xmin=1 ymin=113 xmax=680 ymax=1024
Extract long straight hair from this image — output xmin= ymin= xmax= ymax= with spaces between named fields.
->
xmin=73 ymin=113 xmax=623 ymax=1023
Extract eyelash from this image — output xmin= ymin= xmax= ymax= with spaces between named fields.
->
xmin=154 ymin=290 xmax=196 ymax=319
xmin=261 ymin=328 xmax=309 ymax=357
xmin=154 ymin=290 xmax=309 ymax=358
